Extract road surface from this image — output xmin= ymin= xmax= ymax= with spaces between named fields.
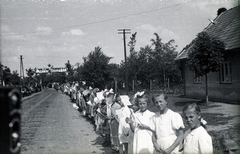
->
xmin=21 ymin=88 xmax=112 ymax=154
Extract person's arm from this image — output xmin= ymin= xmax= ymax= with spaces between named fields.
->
xmin=125 ymin=117 xmax=135 ymax=132
xmin=163 ymin=128 xmax=184 ymax=154
xmin=138 ymin=123 xmax=154 ymax=132
xmin=152 ymin=131 xmax=163 ymax=153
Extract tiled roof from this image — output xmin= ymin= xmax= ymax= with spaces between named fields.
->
xmin=176 ymin=5 xmax=240 ymax=60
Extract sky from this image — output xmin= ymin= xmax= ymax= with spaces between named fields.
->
xmin=1 ymin=0 xmax=239 ymax=74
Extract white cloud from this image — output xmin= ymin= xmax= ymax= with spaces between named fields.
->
xmin=36 ymin=26 xmax=52 ymax=35
xmin=136 ymin=24 xmax=179 ymax=42
xmin=136 ymin=24 xmax=157 ymax=32
xmin=1 ymin=25 xmax=10 ymax=32
xmin=62 ymin=29 xmax=86 ymax=36
xmin=1 ymin=25 xmax=27 ymax=41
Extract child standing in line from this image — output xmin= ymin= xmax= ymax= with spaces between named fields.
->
xmin=126 ymin=92 xmax=155 ymax=154
xmin=182 ymin=103 xmax=213 ymax=154
xmin=101 ymin=90 xmax=114 ymax=147
xmin=151 ymin=93 xmax=184 ymax=154
xmin=109 ymin=93 xmax=122 ymax=152
xmin=115 ymin=94 xmax=133 ymax=154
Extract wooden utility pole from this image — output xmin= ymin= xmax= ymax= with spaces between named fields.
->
xmin=118 ymin=29 xmax=131 ymax=93
xmin=20 ymin=55 xmax=24 ymax=86
xmin=0 ymin=62 xmax=3 ymax=86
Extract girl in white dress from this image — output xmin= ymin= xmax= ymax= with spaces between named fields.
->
xmin=126 ymin=92 xmax=155 ymax=154
xmin=182 ymin=103 xmax=213 ymax=154
xmin=115 ymin=94 xmax=133 ymax=154
xmin=151 ymin=93 xmax=184 ymax=154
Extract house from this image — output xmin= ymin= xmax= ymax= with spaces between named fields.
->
xmin=176 ymin=5 xmax=240 ymax=103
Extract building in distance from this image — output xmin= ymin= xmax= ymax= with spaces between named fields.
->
xmin=35 ymin=67 xmax=67 ymax=74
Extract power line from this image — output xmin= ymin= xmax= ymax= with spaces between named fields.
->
xmin=2 ymin=3 xmax=182 ymax=37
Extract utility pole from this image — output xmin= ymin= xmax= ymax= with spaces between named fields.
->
xmin=0 ymin=62 xmax=3 ymax=86
xmin=118 ymin=29 xmax=131 ymax=93
xmin=19 ymin=55 xmax=24 ymax=86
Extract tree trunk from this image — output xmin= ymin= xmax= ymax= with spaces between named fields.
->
xmin=205 ymin=74 xmax=209 ymax=106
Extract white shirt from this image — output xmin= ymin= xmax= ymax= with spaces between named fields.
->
xmin=151 ymin=109 xmax=184 ymax=153
xmin=183 ymin=126 xmax=213 ymax=154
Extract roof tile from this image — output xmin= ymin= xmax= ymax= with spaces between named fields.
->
xmin=176 ymin=5 xmax=240 ymax=60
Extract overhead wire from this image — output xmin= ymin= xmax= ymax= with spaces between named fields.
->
xmin=2 ymin=2 xmax=182 ymax=37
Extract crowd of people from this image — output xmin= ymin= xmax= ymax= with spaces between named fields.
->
xmin=59 ymin=83 xmax=238 ymax=154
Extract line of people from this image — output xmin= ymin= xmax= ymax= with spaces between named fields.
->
xmin=60 ymin=83 xmax=239 ymax=154
xmin=73 ymin=86 xmax=214 ymax=154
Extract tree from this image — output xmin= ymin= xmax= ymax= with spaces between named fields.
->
xmin=128 ymin=32 xmax=137 ymax=54
xmin=107 ymin=63 xmax=119 ymax=91
xmin=3 ymin=66 xmax=11 ymax=85
xmin=10 ymin=70 xmax=20 ymax=85
xmin=137 ymin=45 xmax=153 ymax=88
xmin=80 ymin=46 xmax=112 ymax=89
xmin=187 ymin=31 xmax=225 ymax=105
xmin=150 ymin=33 xmax=179 ymax=88
xmin=26 ymin=68 xmax=35 ymax=78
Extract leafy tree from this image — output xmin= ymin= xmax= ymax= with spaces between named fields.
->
xmin=106 ymin=63 xmax=119 ymax=91
xmin=187 ymin=31 xmax=225 ymax=105
xmin=26 ymin=68 xmax=35 ymax=78
xmin=128 ymin=32 xmax=137 ymax=54
xmin=118 ymin=33 xmax=181 ymax=91
xmin=151 ymin=33 xmax=164 ymax=54
xmin=3 ymin=66 xmax=12 ymax=85
xmin=137 ymin=45 xmax=153 ymax=88
xmin=1 ymin=66 xmax=21 ymax=86
xmin=10 ymin=70 xmax=20 ymax=85
xmin=150 ymin=33 xmax=179 ymax=88
xmin=80 ymin=46 xmax=112 ymax=89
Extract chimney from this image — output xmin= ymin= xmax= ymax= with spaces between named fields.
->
xmin=217 ymin=7 xmax=227 ymax=16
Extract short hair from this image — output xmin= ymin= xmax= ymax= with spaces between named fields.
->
xmin=135 ymin=94 xmax=149 ymax=105
xmin=182 ymin=103 xmax=201 ymax=115
xmin=152 ymin=93 xmax=168 ymax=103
xmin=182 ymin=103 xmax=208 ymax=129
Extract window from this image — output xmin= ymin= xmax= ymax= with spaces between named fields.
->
xmin=194 ymin=72 xmax=202 ymax=83
xmin=220 ymin=62 xmax=232 ymax=83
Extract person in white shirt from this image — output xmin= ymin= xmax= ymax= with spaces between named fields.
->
xmin=151 ymin=93 xmax=184 ymax=154
xmin=182 ymin=103 xmax=213 ymax=154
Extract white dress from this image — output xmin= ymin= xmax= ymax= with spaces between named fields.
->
xmin=132 ymin=110 xmax=155 ymax=154
xmin=183 ymin=126 xmax=213 ymax=154
xmin=116 ymin=106 xmax=134 ymax=154
xmin=116 ymin=106 xmax=132 ymax=144
xmin=151 ymin=109 xmax=184 ymax=154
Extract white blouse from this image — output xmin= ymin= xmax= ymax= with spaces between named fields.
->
xmin=151 ymin=109 xmax=184 ymax=153
xmin=183 ymin=126 xmax=213 ymax=154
